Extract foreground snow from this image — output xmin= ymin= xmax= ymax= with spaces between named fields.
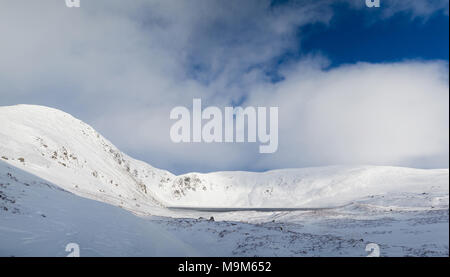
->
xmin=0 ymin=162 xmax=197 ymax=256
xmin=0 ymin=105 xmax=448 ymax=256
xmin=1 ymin=160 xmax=447 ymax=256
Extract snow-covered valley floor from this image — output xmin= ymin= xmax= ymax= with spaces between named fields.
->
xmin=1 ymin=158 xmax=448 ymax=257
xmin=0 ymin=105 xmax=448 ymax=257
xmin=154 ymin=203 xmax=448 ymax=257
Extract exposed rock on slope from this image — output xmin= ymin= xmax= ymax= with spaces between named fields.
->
xmin=0 ymin=105 xmax=448 ymax=213
xmin=0 ymin=105 xmax=173 ymax=215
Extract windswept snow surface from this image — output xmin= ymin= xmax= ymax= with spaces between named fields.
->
xmin=0 ymin=161 xmax=197 ymax=256
xmin=0 ymin=105 xmax=448 ymax=256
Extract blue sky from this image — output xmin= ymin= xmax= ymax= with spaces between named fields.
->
xmin=0 ymin=0 xmax=448 ymax=174
xmin=224 ymin=1 xmax=450 ymax=91
xmin=262 ymin=1 xmax=450 ymax=84
xmin=300 ymin=4 xmax=449 ymax=67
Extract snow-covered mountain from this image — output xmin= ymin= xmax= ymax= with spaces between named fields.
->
xmin=0 ymin=104 xmax=448 ymax=257
xmin=0 ymin=105 xmax=448 ymax=213
xmin=0 ymin=105 xmax=174 ymax=215
xmin=167 ymin=166 xmax=448 ymax=208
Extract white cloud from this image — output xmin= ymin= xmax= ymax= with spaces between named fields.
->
xmin=0 ymin=0 xmax=448 ymax=173
xmin=246 ymin=60 xmax=449 ymax=170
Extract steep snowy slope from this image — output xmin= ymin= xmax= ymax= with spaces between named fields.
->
xmin=0 ymin=105 xmax=174 ymax=215
xmin=1 ymin=104 xmax=447 ymax=257
xmin=0 ymin=161 xmax=196 ymax=257
xmin=0 ymin=105 xmax=448 ymax=214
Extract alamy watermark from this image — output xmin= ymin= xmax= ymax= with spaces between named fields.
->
xmin=65 ymin=242 xmax=80 ymax=257
xmin=65 ymin=0 xmax=80 ymax=8
xmin=170 ymin=99 xmax=279 ymax=153
xmin=365 ymin=243 xmax=381 ymax=257
xmin=365 ymin=0 xmax=380 ymax=8
xmin=64 ymin=1 xmax=378 ymax=9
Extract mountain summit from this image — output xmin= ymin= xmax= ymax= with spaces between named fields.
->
xmin=0 ymin=105 xmax=448 ymax=257
xmin=0 ymin=104 xmax=448 ymax=213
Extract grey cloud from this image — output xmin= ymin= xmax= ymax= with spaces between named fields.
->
xmin=0 ymin=0 xmax=448 ymax=174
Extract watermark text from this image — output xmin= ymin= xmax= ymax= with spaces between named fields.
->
xmin=170 ymin=99 xmax=279 ymax=153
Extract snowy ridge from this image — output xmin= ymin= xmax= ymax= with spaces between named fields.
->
xmin=0 ymin=105 xmax=448 ymax=215
xmin=0 ymin=104 xmax=448 ymax=257
xmin=164 ymin=166 xmax=448 ymax=208
xmin=0 ymin=105 xmax=173 ymax=215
